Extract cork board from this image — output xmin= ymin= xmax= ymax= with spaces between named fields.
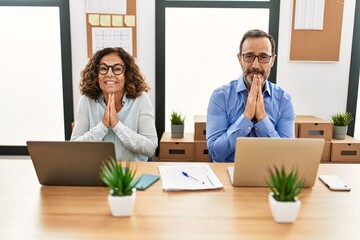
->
xmin=290 ymin=0 xmax=344 ymax=61
xmin=86 ymin=0 xmax=137 ymax=58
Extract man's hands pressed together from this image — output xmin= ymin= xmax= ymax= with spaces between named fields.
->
xmin=244 ymin=75 xmax=266 ymax=122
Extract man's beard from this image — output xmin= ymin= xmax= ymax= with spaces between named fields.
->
xmin=243 ymin=68 xmax=269 ymax=90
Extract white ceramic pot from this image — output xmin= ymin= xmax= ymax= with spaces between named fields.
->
xmin=108 ymin=188 xmax=136 ymax=217
xmin=268 ymin=192 xmax=301 ymax=223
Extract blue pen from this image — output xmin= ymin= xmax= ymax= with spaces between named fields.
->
xmin=181 ymin=171 xmax=205 ymax=184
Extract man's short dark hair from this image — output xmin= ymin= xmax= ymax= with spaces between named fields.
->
xmin=239 ymin=29 xmax=276 ymax=56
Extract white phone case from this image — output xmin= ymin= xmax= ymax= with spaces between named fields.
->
xmin=319 ymin=175 xmax=351 ymax=191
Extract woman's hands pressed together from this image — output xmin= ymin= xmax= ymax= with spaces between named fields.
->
xmin=102 ymin=93 xmax=120 ymax=128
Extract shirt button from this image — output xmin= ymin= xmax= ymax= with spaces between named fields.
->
xmin=255 ymin=128 xmax=258 ymax=131
xmin=248 ymin=127 xmax=251 ymax=130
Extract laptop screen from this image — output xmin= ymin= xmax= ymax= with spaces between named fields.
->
xmin=229 ymin=137 xmax=325 ymax=187
xmin=27 ymin=141 xmax=116 ymax=186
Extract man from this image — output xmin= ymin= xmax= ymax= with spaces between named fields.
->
xmin=206 ymin=29 xmax=295 ymax=162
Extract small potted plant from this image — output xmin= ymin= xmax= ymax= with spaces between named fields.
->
xmin=170 ymin=111 xmax=185 ymax=138
xmin=99 ymin=158 xmax=140 ymax=217
xmin=266 ymin=165 xmax=304 ymax=223
xmin=331 ymin=112 xmax=354 ymax=139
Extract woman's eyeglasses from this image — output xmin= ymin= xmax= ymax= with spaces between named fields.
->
xmin=97 ymin=63 xmax=125 ymax=75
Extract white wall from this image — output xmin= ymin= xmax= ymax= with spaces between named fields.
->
xmin=69 ymin=0 xmax=357 ymax=135
xmin=69 ymin=0 xmax=87 ymax=116
xmin=69 ymin=0 xmax=156 ymax=116
xmin=277 ymin=0 xmax=356 ymax=122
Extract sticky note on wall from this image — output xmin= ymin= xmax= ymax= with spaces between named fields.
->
xmin=88 ymin=14 xmax=99 ymax=26
xmin=100 ymin=15 xmax=111 ymax=26
xmin=112 ymin=15 xmax=123 ymax=27
xmin=124 ymin=15 xmax=135 ymax=27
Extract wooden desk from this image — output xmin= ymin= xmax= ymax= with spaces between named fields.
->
xmin=0 ymin=160 xmax=359 ymax=239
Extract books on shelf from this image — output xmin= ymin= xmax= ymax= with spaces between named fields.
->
xmin=158 ymin=164 xmax=223 ymax=191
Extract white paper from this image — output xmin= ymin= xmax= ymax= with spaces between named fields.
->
xmin=158 ymin=164 xmax=223 ymax=191
xmin=92 ymin=27 xmax=132 ymax=55
xmin=86 ymin=0 xmax=127 ymax=14
xmin=294 ymin=0 xmax=325 ymax=30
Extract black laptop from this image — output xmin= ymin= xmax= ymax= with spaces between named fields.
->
xmin=26 ymin=141 xmax=116 ymax=186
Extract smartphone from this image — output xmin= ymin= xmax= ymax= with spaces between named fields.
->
xmin=133 ymin=174 xmax=160 ymax=191
xmin=319 ymin=175 xmax=351 ymax=191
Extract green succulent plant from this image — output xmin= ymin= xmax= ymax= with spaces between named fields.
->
xmin=331 ymin=112 xmax=354 ymax=126
xmin=170 ymin=111 xmax=185 ymax=125
xmin=266 ymin=165 xmax=304 ymax=202
xmin=99 ymin=158 xmax=140 ymax=196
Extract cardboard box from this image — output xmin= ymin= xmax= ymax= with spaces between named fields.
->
xmin=195 ymin=141 xmax=209 ymax=162
xmin=194 ymin=115 xmax=206 ymax=141
xmin=331 ymin=136 xmax=360 ymax=162
xmin=296 ymin=115 xmax=332 ymax=141
xmin=321 ymin=141 xmax=331 ymax=162
xmin=159 ymin=132 xmax=195 ymax=161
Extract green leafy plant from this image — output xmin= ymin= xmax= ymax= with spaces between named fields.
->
xmin=331 ymin=112 xmax=354 ymax=126
xmin=170 ymin=111 xmax=185 ymax=125
xmin=266 ymin=165 xmax=304 ymax=202
xmin=99 ymin=158 xmax=140 ymax=196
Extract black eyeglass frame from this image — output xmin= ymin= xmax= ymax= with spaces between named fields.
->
xmin=97 ymin=63 xmax=126 ymax=75
xmin=241 ymin=53 xmax=273 ymax=63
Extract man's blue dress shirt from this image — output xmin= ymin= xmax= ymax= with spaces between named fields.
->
xmin=206 ymin=76 xmax=295 ymax=162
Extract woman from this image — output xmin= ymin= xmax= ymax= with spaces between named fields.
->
xmin=71 ymin=47 xmax=158 ymax=161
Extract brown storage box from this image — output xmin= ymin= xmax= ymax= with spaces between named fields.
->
xmin=321 ymin=141 xmax=331 ymax=162
xmin=194 ymin=115 xmax=206 ymax=141
xmin=195 ymin=141 xmax=209 ymax=162
xmin=294 ymin=120 xmax=299 ymax=138
xmin=159 ymin=132 xmax=195 ymax=161
xmin=331 ymin=136 xmax=360 ymax=162
xmin=296 ymin=115 xmax=332 ymax=141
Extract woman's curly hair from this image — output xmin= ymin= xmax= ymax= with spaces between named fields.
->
xmin=79 ymin=47 xmax=150 ymax=100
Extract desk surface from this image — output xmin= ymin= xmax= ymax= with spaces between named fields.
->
xmin=0 ymin=159 xmax=359 ymax=240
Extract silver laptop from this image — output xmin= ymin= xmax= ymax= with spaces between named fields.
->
xmin=228 ymin=138 xmax=325 ymax=188
xmin=27 ymin=141 xmax=116 ymax=186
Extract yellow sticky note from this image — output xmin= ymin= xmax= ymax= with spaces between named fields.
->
xmin=88 ymin=14 xmax=99 ymax=26
xmin=100 ymin=15 xmax=111 ymax=27
xmin=124 ymin=15 xmax=136 ymax=27
xmin=112 ymin=15 xmax=123 ymax=27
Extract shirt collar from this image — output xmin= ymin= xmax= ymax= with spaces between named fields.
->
xmin=98 ymin=94 xmax=105 ymax=103
xmin=122 ymin=92 xmax=128 ymax=106
xmin=98 ymin=92 xmax=128 ymax=106
xmin=237 ymin=75 xmax=271 ymax=96
xmin=237 ymin=76 xmax=247 ymax=93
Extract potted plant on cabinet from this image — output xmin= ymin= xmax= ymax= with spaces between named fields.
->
xmin=170 ymin=111 xmax=185 ymax=138
xmin=99 ymin=158 xmax=140 ymax=217
xmin=266 ymin=165 xmax=304 ymax=223
xmin=331 ymin=112 xmax=354 ymax=140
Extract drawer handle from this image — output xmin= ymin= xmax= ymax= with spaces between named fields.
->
xmin=169 ymin=149 xmax=185 ymax=155
xmin=308 ymin=130 xmax=324 ymax=136
xmin=341 ymin=150 xmax=357 ymax=156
